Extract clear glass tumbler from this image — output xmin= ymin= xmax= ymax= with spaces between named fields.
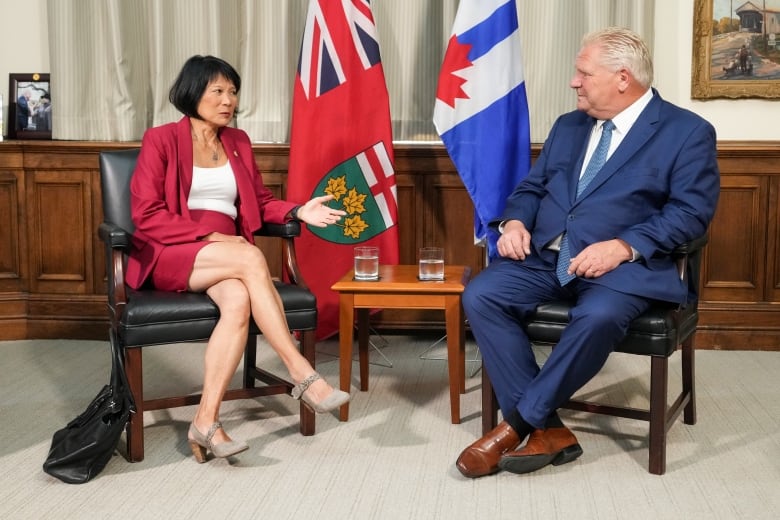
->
xmin=354 ymin=246 xmax=379 ymax=280
xmin=418 ymin=247 xmax=444 ymax=281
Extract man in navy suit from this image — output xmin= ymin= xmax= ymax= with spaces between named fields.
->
xmin=456 ymin=27 xmax=720 ymax=478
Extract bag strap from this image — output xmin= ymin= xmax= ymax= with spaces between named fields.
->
xmin=109 ymin=330 xmax=137 ymax=413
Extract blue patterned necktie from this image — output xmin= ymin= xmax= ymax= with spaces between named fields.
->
xmin=556 ymin=120 xmax=615 ymax=285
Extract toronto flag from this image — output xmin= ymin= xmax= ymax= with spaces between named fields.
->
xmin=433 ymin=0 xmax=531 ymax=260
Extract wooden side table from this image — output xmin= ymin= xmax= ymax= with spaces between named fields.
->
xmin=331 ymin=264 xmax=471 ymax=423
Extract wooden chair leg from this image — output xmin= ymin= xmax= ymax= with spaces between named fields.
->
xmin=124 ymin=347 xmax=145 ymax=462
xmin=299 ymin=329 xmax=316 ymax=436
xmin=243 ymin=335 xmax=258 ymax=389
xmin=648 ymin=356 xmax=669 ymax=475
xmin=682 ymin=334 xmax=697 ymax=425
xmin=481 ymin=367 xmax=498 ymax=435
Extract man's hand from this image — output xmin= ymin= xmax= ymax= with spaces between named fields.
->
xmin=497 ymin=220 xmax=532 ymax=260
xmin=567 ymin=238 xmax=633 ymax=278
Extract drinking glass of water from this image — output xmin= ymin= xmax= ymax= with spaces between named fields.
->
xmin=354 ymin=246 xmax=379 ymax=281
xmin=418 ymin=247 xmax=444 ymax=281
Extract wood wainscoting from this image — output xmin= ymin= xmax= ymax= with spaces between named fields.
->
xmin=0 ymin=140 xmax=778 ymax=350
xmin=698 ymin=142 xmax=780 ymax=350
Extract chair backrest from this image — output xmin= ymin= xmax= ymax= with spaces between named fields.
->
xmin=99 ymin=149 xmax=140 ymax=233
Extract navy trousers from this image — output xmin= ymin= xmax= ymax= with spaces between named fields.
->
xmin=462 ymin=257 xmax=651 ymax=429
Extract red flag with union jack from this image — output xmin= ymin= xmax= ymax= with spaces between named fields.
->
xmin=288 ymin=0 xmax=399 ymax=339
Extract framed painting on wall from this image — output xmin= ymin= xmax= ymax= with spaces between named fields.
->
xmin=691 ymin=0 xmax=780 ymax=99
xmin=8 ymin=73 xmax=51 ymax=139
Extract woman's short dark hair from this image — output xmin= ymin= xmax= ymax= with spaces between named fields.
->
xmin=169 ymin=55 xmax=241 ymax=119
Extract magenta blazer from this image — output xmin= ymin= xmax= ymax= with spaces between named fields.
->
xmin=126 ymin=116 xmax=297 ymax=289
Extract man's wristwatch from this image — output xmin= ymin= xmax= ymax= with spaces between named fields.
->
xmin=290 ymin=205 xmax=302 ymax=220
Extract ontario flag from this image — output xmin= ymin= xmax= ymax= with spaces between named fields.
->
xmin=288 ymin=0 xmax=399 ymax=339
xmin=433 ymin=0 xmax=531 ymax=260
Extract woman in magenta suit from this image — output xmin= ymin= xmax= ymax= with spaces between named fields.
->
xmin=129 ymin=55 xmax=349 ymax=462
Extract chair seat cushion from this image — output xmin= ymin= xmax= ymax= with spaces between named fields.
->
xmin=121 ymin=281 xmax=317 ymax=347
xmin=524 ymin=300 xmax=698 ymax=357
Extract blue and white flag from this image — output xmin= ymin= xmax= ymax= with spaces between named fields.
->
xmin=433 ymin=0 xmax=531 ymax=260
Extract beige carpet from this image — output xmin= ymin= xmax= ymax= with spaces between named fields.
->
xmin=0 ymin=335 xmax=778 ymax=520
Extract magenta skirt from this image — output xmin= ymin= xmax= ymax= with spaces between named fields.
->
xmin=150 ymin=210 xmax=237 ymax=292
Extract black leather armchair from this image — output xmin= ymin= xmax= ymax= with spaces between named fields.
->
xmin=98 ymin=148 xmax=317 ymax=462
xmin=481 ymin=234 xmax=708 ymax=474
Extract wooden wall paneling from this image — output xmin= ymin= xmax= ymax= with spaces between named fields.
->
xmin=2 ymin=140 xmax=779 ymax=348
xmin=394 ymin=145 xmax=485 ymax=274
xmin=696 ymin=143 xmax=780 ymax=350
xmin=22 ymin=144 xmax=109 ymax=339
xmin=0 ymin=157 xmax=28 ymax=338
xmin=254 ymin=146 xmax=292 ymax=279
xmin=423 ymin=173 xmax=485 ymax=275
xmin=27 ymin=169 xmax=93 ymax=294
xmin=0 ymin=145 xmax=27 ymax=337
xmin=395 ymin=145 xmax=454 ymax=265
xmin=697 ymin=174 xmax=776 ymax=348
xmin=700 ymin=175 xmax=767 ymax=302
xmin=92 ymin=167 xmax=108 ymax=296
xmin=395 ymin=172 xmax=419 ymax=266
xmin=0 ymin=168 xmax=26 ymax=292
xmin=25 ymin=167 xmax=107 ymax=339
xmin=769 ymin=175 xmax=780 ymax=301
xmin=697 ymin=304 xmax=780 ymax=350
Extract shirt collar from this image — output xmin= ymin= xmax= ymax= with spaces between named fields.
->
xmin=609 ymin=88 xmax=653 ymax=135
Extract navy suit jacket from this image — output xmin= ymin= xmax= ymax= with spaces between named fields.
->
xmin=495 ymin=91 xmax=720 ymax=304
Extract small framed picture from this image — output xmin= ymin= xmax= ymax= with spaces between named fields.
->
xmin=8 ymin=73 xmax=51 ymax=139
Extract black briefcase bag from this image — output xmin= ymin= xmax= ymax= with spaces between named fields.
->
xmin=43 ymin=332 xmax=136 ymax=484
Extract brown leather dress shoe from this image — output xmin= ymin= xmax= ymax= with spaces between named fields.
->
xmin=498 ymin=426 xmax=583 ymax=474
xmin=456 ymin=421 xmax=523 ymax=478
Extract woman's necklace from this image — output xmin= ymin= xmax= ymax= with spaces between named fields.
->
xmin=192 ymin=128 xmax=219 ymax=163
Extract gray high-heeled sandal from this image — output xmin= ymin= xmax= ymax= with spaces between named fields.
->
xmin=291 ymin=373 xmax=351 ymax=413
xmin=188 ymin=421 xmax=248 ymax=463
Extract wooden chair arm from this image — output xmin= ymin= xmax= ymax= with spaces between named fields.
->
xmin=253 ymin=221 xmax=308 ymax=289
xmin=98 ymin=221 xmax=130 ymax=318
xmin=670 ymin=233 xmax=708 ymax=281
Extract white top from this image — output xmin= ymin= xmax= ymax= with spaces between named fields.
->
xmin=187 ymin=162 xmax=238 ymax=219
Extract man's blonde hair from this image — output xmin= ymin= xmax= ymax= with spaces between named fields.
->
xmin=582 ymin=27 xmax=653 ymax=88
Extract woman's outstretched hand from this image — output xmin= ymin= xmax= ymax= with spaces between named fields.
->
xmin=296 ymin=195 xmax=346 ymax=228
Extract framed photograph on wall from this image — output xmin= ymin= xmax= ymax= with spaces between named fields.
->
xmin=691 ymin=0 xmax=780 ymax=99
xmin=8 ymin=73 xmax=51 ymax=139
